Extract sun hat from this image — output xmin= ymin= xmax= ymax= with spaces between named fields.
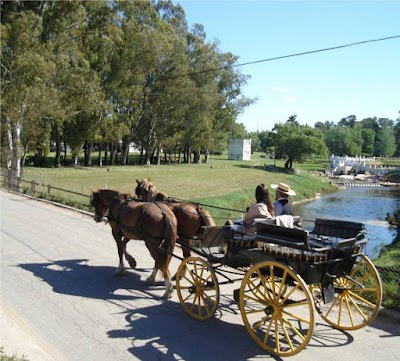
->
xmin=271 ymin=182 xmax=296 ymax=196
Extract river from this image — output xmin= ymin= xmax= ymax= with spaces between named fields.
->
xmin=294 ymin=186 xmax=400 ymax=259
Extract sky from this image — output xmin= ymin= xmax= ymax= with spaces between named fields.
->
xmin=177 ymin=0 xmax=400 ymax=132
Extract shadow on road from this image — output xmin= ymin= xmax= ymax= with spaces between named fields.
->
xmin=18 ymin=258 xmax=396 ymax=360
xmin=18 ymin=258 xmax=156 ymax=301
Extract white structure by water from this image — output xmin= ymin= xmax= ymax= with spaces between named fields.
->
xmin=327 ymin=155 xmax=395 ymax=176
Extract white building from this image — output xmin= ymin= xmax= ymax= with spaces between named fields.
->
xmin=228 ymin=138 xmax=251 ymax=161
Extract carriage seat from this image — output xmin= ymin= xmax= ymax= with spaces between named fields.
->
xmin=309 ymin=218 xmax=366 ymax=248
xmin=255 ymin=222 xmax=331 ymax=252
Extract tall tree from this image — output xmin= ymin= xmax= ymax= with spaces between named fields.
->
xmin=272 ymin=121 xmax=327 ymax=169
xmin=1 ymin=10 xmax=58 ymax=184
xmin=376 ymin=125 xmax=396 ymax=157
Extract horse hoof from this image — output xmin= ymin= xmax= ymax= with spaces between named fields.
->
xmin=162 ymin=292 xmax=173 ymax=299
xmin=145 ymin=278 xmax=155 ymax=284
xmin=115 ymin=269 xmax=125 ymax=276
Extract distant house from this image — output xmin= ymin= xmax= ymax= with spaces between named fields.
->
xmin=228 ymin=138 xmax=251 ymax=161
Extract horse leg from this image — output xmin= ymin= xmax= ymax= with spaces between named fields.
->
xmin=144 ymin=244 xmax=173 ymax=299
xmin=162 ymin=269 xmax=173 ymax=299
xmin=172 ymin=239 xmax=191 ymax=281
xmin=145 ymin=267 xmax=158 ymax=284
xmin=115 ymin=239 xmax=126 ymax=275
xmin=122 ymin=238 xmax=137 ymax=269
xmin=112 ymin=229 xmax=126 ymax=275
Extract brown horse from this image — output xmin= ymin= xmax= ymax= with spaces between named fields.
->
xmin=91 ymin=188 xmax=178 ymax=298
xmin=134 ymin=179 xmax=216 ymax=262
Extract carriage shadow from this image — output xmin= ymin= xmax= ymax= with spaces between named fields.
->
xmin=106 ymin=296 xmax=354 ymax=361
xmin=107 ymin=301 xmax=282 ymax=361
xmin=18 ymin=258 xmax=162 ymax=301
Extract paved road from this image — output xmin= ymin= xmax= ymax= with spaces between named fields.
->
xmin=1 ymin=190 xmax=399 ymax=361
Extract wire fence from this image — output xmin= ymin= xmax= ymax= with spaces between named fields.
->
xmin=1 ymin=169 xmax=399 ymax=311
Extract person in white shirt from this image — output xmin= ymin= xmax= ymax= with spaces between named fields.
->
xmin=271 ymin=182 xmax=296 ymax=216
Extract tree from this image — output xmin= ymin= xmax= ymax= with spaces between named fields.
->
xmin=338 ymin=115 xmax=357 ymax=128
xmin=361 ymin=128 xmax=375 ymax=155
xmin=1 ymin=10 xmax=58 ymax=184
xmin=272 ymin=121 xmax=328 ymax=169
xmin=376 ymin=126 xmax=396 ymax=157
xmin=394 ymin=112 xmax=400 ymax=156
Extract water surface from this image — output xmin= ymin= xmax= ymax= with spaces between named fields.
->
xmin=294 ymin=186 xmax=399 ymax=259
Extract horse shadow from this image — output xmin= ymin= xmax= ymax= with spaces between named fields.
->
xmin=17 ymin=258 xmax=162 ymax=301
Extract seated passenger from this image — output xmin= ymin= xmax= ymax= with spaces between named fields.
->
xmin=237 ymin=184 xmax=274 ymax=233
xmin=271 ymin=182 xmax=296 ymax=216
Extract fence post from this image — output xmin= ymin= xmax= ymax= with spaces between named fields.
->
xmin=47 ymin=184 xmax=52 ymax=195
xmin=6 ymin=169 xmax=12 ymax=190
xmin=31 ymin=180 xmax=36 ymax=193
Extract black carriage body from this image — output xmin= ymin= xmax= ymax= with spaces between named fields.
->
xmin=223 ymin=218 xmax=366 ymax=286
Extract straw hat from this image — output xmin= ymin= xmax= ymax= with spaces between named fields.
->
xmin=271 ymin=182 xmax=296 ymax=196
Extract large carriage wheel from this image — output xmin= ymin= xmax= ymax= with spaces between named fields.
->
xmin=175 ymin=256 xmax=220 ymax=321
xmin=239 ymin=261 xmax=315 ymax=357
xmin=311 ymin=254 xmax=382 ymax=330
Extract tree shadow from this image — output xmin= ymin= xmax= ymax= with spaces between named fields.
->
xmin=370 ymin=311 xmax=400 ymax=338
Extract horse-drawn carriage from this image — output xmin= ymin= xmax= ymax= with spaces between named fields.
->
xmin=91 ymin=182 xmax=382 ymax=357
xmin=174 ymin=217 xmax=382 ymax=357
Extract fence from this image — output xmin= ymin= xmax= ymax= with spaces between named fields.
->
xmin=1 ymin=169 xmax=399 ymax=310
xmin=1 ymin=169 xmax=91 ymax=210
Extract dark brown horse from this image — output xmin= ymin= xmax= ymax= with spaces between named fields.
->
xmin=91 ymin=189 xmax=178 ymax=298
xmin=134 ymin=179 xmax=216 ymax=261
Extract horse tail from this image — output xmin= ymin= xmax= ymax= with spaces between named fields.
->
xmin=198 ymin=207 xmax=216 ymax=226
xmin=159 ymin=205 xmax=178 ymax=276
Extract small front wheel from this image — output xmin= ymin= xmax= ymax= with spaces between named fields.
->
xmin=175 ymin=257 xmax=220 ymax=321
xmin=239 ymin=261 xmax=315 ymax=356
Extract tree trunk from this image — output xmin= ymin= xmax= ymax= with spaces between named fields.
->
xmin=203 ymin=149 xmax=209 ymax=164
xmin=194 ymin=149 xmax=201 ymax=164
xmin=284 ymin=158 xmax=293 ymax=169
xmin=84 ymin=142 xmax=93 ymax=167
xmin=98 ymin=145 xmax=103 ymax=167
xmin=5 ymin=117 xmax=22 ymax=191
xmin=122 ymin=141 xmax=129 ymax=165
xmin=54 ymin=123 xmax=61 ymax=168
xmin=110 ymin=143 xmax=117 ymax=165
xmin=63 ymin=144 xmax=67 ymax=166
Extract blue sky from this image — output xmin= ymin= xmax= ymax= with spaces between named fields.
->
xmin=178 ymin=0 xmax=400 ymax=132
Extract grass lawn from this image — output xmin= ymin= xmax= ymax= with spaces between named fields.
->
xmin=19 ymin=153 xmax=335 ymax=223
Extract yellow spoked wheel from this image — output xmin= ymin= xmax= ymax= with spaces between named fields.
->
xmin=239 ymin=261 xmax=315 ymax=357
xmin=176 ymin=257 xmax=220 ymax=321
xmin=311 ymin=254 xmax=382 ymax=330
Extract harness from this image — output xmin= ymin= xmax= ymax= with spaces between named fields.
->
xmin=107 ymin=196 xmax=169 ymax=246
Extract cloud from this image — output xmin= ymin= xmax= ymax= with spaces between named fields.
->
xmin=283 ymin=96 xmax=297 ymax=102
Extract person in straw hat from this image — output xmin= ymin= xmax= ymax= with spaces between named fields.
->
xmin=270 ymin=182 xmax=296 ymax=216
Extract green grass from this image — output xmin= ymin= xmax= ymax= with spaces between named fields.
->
xmin=19 ymin=153 xmax=336 ymax=223
xmin=0 ymin=348 xmax=28 ymax=361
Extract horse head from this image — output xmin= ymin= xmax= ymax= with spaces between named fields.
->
xmin=135 ymin=178 xmax=161 ymax=201
xmin=91 ymin=189 xmax=120 ymax=222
